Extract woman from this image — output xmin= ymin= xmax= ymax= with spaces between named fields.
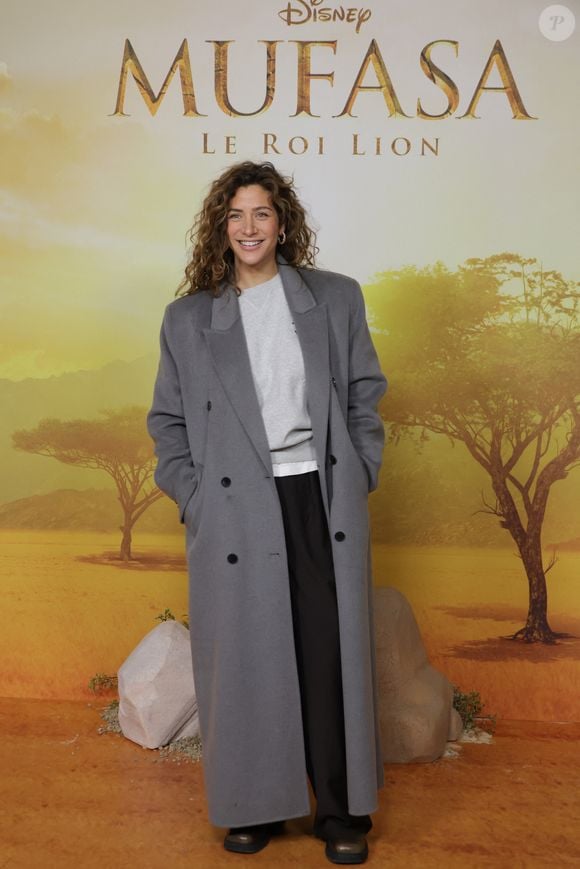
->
xmin=147 ymin=161 xmax=387 ymax=865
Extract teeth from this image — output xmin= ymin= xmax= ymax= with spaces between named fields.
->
xmin=239 ymin=240 xmax=262 ymax=247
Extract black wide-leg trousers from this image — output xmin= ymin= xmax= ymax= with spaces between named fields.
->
xmin=272 ymin=470 xmax=372 ymax=841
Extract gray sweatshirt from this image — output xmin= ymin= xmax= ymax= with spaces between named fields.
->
xmin=238 ymin=272 xmax=318 ymax=477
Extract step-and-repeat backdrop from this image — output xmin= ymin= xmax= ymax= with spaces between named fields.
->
xmin=1 ymin=0 xmax=579 ymax=721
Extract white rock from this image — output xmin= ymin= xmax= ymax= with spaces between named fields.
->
xmin=172 ymin=708 xmax=201 ymax=740
xmin=117 ymin=621 xmax=200 ymax=749
xmin=459 ymin=727 xmax=493 ymax=744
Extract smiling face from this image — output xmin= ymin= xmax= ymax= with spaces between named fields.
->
xmin=226 ymin=184 xmax=284 ymax=288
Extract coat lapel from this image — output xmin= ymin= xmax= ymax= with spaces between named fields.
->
xmin=203 ymin=289 xmax=273 ymax=475
xmin=277 ymin=261 xmax=330 ymax=484
xmin=202 ymin=258 xmax=330 ymax=484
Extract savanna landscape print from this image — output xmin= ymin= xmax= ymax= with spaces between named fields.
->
xmin=2 ymin=252 xmax=579 ymax=722
xmin=1 ymin=0 xmax=579 ymax=723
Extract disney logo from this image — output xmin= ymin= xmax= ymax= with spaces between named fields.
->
xmin=278 ymin=0 xmax=372 ymax=34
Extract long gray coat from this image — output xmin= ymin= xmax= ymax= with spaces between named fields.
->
xmin=147 ymin=256 xmax=387 ymax=827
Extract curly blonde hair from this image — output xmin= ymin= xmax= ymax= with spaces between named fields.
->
xmin=176 ymin=161 xmax=318 ymax=297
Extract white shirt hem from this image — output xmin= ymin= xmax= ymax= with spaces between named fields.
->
xmin=272 ymin=460 xmax=319 ymax=477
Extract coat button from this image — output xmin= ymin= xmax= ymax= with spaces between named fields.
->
xmin=207 ymin=400 xmax=212 ymax=410
xmin=221 ymin=477 xmax=231 ymax=487
xmin=334 ymin=531 xmax=346 ymax=541
xmin=227 ymin=553 xmax=238 ymax=564
xmin=329 ymin=454 xmax=337 ymax=465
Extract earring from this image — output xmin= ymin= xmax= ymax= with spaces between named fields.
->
xmin=278 ymin=231 xmax=286 ymax=245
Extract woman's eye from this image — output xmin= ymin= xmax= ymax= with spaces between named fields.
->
xmin=256 ymin=211 xmax=270 ymax=219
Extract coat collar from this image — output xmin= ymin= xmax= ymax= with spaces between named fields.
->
xmin=202 ymin=256 xmax=330 ymax=515
xmin=208 ymin=255 xmax=316 ymax=331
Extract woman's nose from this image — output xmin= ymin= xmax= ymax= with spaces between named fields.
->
xmin=242 ymin=215 xmax=257 ymax=235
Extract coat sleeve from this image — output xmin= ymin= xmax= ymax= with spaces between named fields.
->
xmin=347 ymin=280 xmax=388 ymax=493
xmin=147 ymin=306 xmax=200 ymax=523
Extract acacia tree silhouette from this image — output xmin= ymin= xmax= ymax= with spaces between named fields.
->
xmin=12 ymin=406 xmax=164 ymax=561
xmin=371 ymin=253 xmax=580 ymax=644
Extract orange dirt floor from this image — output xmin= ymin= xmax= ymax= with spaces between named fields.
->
xmin=1 ymin=699 xmax=579 ymax=869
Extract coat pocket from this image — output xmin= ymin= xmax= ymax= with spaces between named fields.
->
xmin=330 ymin=377 xmax=370 ymax=493
xmin=345 ymin=432 xmax=371 ymax=492
xmin=182 ymin=464 xmax=205 ymax=532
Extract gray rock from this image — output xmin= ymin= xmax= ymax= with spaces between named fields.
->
xmin=448 ymin=707 xmax=464 ymax=741
xmin=374 ymin=587 xmax=455 ymax=763
xmin=117 ymin=621 xmax=200 ymax=749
